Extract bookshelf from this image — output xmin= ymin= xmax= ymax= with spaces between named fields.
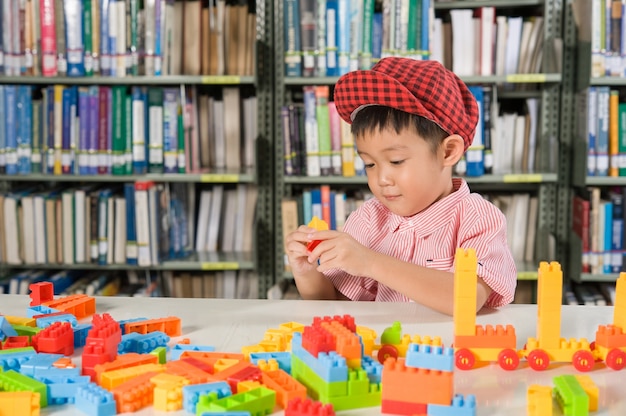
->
xmin=272 ymin=0 xmax=565 ymax=297
xmin=0 ymin=0 xmax=275 ymax=299
xmin=564 ymin=0 xmax=626 ymax=288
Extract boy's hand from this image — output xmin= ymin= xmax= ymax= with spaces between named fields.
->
xmin=285 ymin=225 xmax=321 ymax=276
xmin=306 ymin=230 xmax=373 ymax=278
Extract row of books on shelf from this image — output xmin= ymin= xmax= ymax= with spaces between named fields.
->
xmin=573 ymin=0 xmax=626 ymax=78
xmin=1 ymin=0 xmax=255 ymax=77
xmin=564 ymin=282 xmax=618 ymax=306
xmin=442 ymin=9 xmax=545 ymax=77
xmin=280 ymin=186 xmax=538 ymax=269
xmin=572 ymin=186 xmax=626 ymax=275
xmin=0 ymin=268 xmax=259 ymax=299
xmin=0 ymin=182 xmax=258 ymax=267
xmin=0 ymin=84 xmax=256 ymax=176
xmin=284 ymin=85 xmax=543 ymax=178
xmin=577 ymin=86 xmax=626 ymax=177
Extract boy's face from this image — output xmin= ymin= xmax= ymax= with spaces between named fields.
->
xmin=356 ymin=127 xmax=452 ymax=217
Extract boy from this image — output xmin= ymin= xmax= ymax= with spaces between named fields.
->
xmin=284 ymin=57 xmax=517 ymax=315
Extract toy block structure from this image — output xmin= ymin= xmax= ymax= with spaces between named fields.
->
xmin=519 ymin=262 xmax=595 ymax=371
xmin=42 ymin=294 xmax=96 ymax=319
xmin=285 ymin=397 xmax=335 ymax=416
xmin=453 ymin=248 xmax=519 ymax=371
xmin=31 ymin=322 xmax=74 ymax=355
xmin=592 ymin=273 xmax=626 ymax=370
xmin=74 ymin=383 xmax=116 ymax=416
xmin=212 ymin=361 xmax=263 ymax=393
xmin=3 ymin=336 xmax=30 ymax=349
xmin=124 ymin=316 xmax=181 ymax=336
xmin=151 ymin=373 xmax=189 ymax=411
xmin=117 ymin=330 xmax=170 ymax=354
xmin=196 ymin=386 xmax=276 ymax=415
xmin=182 ymin=381 xmax=232 ymax=414
xmin=29 ymin=282 xmax=54 ymax=306
xmin=574 ymin=375 xmax=598 ymax=412
xmin=260 ymin=369 xmax=307 ymax=408
xmin=82 ymin=314 xmax=122 ymax=380
xmin=527 ymin=385 xmax=553 ymax=416
xmin=17 ymin=353 xmax=63 ymax=376
xmin=0 ymin=347 xmax=37 ymax=371
xmin=38 ymin=374 xmax=90 ymax=405
xmin=93 ymin=353 xmax=158 ymax=385
xmin=0 ymin=391 xmax=40 ymax=416
xmin=98 ymin=363 xmax=165 ymax=390
xmin=553 ymin=375 xmax=589 ymax=416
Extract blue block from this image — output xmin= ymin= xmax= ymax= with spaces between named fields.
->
xmin=75 ymin=383 xmax=116 ymax=416
xmin=182 ymin=381 xmax=231 ymax=414
xmin=118 ymin=331 xmax=170 ymax=354
xmin=18 ymin=353 xmax=63 ymax=376
xmin=249 ymin=351 xmax=292 ymax=374
xmin=170 ymin=343 xmax=215 ymax=360
xmin=361 ymin=356 xmax=383 ymax=384
xmin=35 ymin=313 xmax=78 ymax=328
xmin=27 ymin=305 xmax=61 ymax=318
xmin=40 ymin=375 xmax=91 ymax=405
xmin=405 ymin=343 xmax=455 ymax=372
xmin=291 ymin=332 xmax=348 ymax=382
xmin=73 ymin=323 xmax=92 ymax=348
xmin=0 ymin=316 xmax=18 ymax=339
xmin=0 ymin=347 xmax=37 ymax=371
xmin=427 ymin=394 xmax=477 ymax=416
xmin=33 ymin=367 xmax=82 ymax=379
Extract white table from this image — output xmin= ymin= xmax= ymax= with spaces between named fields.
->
xmin=0 ymin=295 xmax=623 ymax=415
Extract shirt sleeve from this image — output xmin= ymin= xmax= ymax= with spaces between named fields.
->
xmin=324 ymin=203 xmax=378 ymax=301
xmin=459 ymin=198 xmax=517 ymax=308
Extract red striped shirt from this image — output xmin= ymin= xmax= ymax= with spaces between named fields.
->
xmin=325 ymin=178 xmax=517 ymax=307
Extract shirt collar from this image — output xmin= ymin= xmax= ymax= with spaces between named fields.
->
xmin=386 ymin=177 xmax=469 ymax=235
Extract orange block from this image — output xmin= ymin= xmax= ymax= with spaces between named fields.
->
xmin=165 ymin=360 xmax=217 ymax=385
xmin=381 ymin=358 xmax=453 ymax=406
xmin=111 ymin=371 xmax=158 ymax=413
xmin=43 ymin=294 xmax=96 ymax=319
xmin=595 ymin=325 xmax=626 ymax=349
xmin=319 ymin=321 xmax=361 ymax=360
xmin=125 ymin=317 xmax=182 ymax=337
xmin=261 ymin=369 xmax=307 ymax=409
xmin=94 ymin=353 xmax=159 ymax=385
xmin=0 ymin=391 xmax=40 ymax=416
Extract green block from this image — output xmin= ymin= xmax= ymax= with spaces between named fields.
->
xmin=12 ymin=325 xmax=41 ymax=338
xmin=553 ymin=374 xmax=589 ymax=416
xmin=150 ymin=346 xmax=167 ymax=364
xmin=319 ymin=370 xmax=381 ymax=411
xmin=196 ymin=386 xmax=275 ymax=416
xmin=291 ymin=355 xmax=347 ymax=399
xmin=0 ymin=347 xmax=36 ymax=356
xmin=0 ymin=370 xmax=48 ymax=407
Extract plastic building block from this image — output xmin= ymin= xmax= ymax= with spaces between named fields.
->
xmin=574 ymin=375 xmax=598 ymax=412
xmin=196 ymin=386 xmax=276 ymax=415
xmin=318 ymin=321 xmax=362 ymax=362
xmin=427 ymin=394 xmax=476 ymax=416
xmin=37 ymin=374 xmax=90 ymax=405
xmin=74 ymin=383 xmax=116 ymax=416
xmin=360 ymin=356 xmax=383 ymax=384
xmin=323 ymin=370 xmax=381 ymax=411
xmin=261 ymin=369 xmax=307 ymax=408
xmin=381 ymin=399 xmax=427 ymax=415
xmin=4 ymin=316 xmax=36 ymax=327
xmin=99 ymin=363 xmax=165 ymax=390
xmin=151 ymin=373 xmax=189 ymax=411
xmin=3 ymin=336 xmax=30 ymax=349
xmin=291 ymin=332 xmax=348 ymax=382
xmin=34 ymin=313 xmax=77 ymax=329
xmin=405 ymin=342 xmax=454 ymax=372
xmin=29 ymin=282 xmax=54 ymax=306
xmin=285 ymin=397 xmax=335 ymax=416
xmin=215 ymin=362 xmax=263 ymax=393
xmin=453 ymin=248 xmax=478 ymax=337
xmin=0 ymin=391 xmax=40 ymax=416
xmin=255 ymin=358 xmax=281 ymax=372
xmin=553 ymin=375 xmax=589 ymax=416
xmin=0 ymin=347 xmax=37 ymax=371
xmin=42 ymin=294 xmax=96 ymax=319
xmin=180 ymin=357 xmax=215 ymax=374
xmin=356 ymin=326 xmax=378 ymax=357
xmin=182 ymin=381 xmax=231 ymax=414
xmin=170 ymin=343 xmax=215 ymax=360
xmin=306 ymin=216 xmax=329 ymax=251
xmin=17 ymin=353 xmax=64 ymax=376
xmin=117 ymin=331 xmax=170 ymax=354
xmin=32 ymin=322 xmax=74 ymax=355
xmin=72 ymin=323 xmax=92 ymax=348
xmin=527 ymin=385 xmax=553 ymax=416
xmin=0 ymin=316 xmax=18 ymax=340
xmin=110 ymin=371 xmax=159 ymax=413
xmin=302 ymin=325 xmax=335 ymax=357
xmin=117 ymin=318 xmax=148 ymax=335
xmin=381 ymin=357 xmax=453 ymax=407
xmin=93 ymin=352 xmax=158 ymax=385
xmin=52 ymin=357 xmax=76 ymax=369
xmin=249 ymin=351 xmax=292 ymax=373
xmin=82 ymin=314 xmax=122 ymax=379
xmin=614 ymin=274 xmax=626 ymax=330
xmin=151 ymin=346 xmax=167 ymax=363
xmin=0 ymin=370 xmax=48 ymax=407
xmin=198 ymin=412 xmax=251 ymax=416
xmin=124 ymin=316 xmax=181 ymax=336
xmin=26 ymin=305 xmax=60 ymax=318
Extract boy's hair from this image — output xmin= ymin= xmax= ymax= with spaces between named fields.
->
xmin=333 ymin=57 xmax=479 ymax=151
xmin=351 ymin=105 xmax=449 ymax=154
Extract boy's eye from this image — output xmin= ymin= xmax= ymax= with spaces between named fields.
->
xmin=364 ymin=163 xmax=375 ymax=169
xmin=391 ymin=160 xmax=405 ymax=165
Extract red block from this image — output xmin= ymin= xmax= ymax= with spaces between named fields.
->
xmin=29 ymin=282 xmax=54 ymax=306
xmin=32 ymin=322 xmax=74 ymax=355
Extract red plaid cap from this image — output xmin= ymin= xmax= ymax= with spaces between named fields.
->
xmin=334 ymin=57 xmax=479 ymax=150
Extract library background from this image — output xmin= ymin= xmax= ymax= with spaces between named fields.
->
xmin=0 ymin=0 xmax=620 ymax=307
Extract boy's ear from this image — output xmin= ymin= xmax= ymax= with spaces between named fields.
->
xmin=441 ymin=134 xmax=466 ymax=166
